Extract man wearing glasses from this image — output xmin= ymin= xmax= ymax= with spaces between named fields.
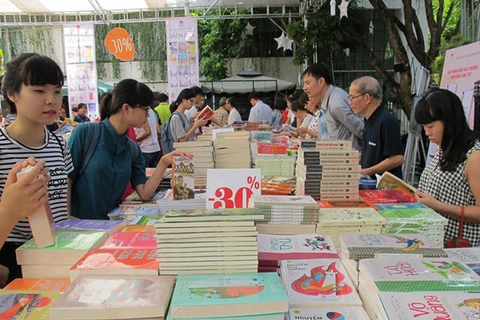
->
xmin=349 ymin=76 xmax=404 ymax=179
xmin=303 ymin=63 xmax=363 ymax=151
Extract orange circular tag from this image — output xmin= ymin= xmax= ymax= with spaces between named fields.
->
xmin=104 ymin=27 xmax=135 ymax=61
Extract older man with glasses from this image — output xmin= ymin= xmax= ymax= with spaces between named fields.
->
xmin=349 ymin=76 xmax=404 ymax=179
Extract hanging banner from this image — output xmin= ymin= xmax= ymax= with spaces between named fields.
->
xmin=63 ymin=23 xmax=99 ymax=120
xmin=165 ymin=17 xmax=199 ymax=103
xmin=105 ymin=27 xmax=135 ymax=61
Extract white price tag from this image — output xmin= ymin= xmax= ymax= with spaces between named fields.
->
xmin=206 ymin=169 xmax=261 ymax=209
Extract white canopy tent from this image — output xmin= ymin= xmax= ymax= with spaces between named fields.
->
xmin=202 ymin=74 xmax=296 ymax=94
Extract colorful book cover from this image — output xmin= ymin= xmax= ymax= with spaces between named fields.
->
xmin=0 ymin=290 xmax=61 ymax=319
xmin=55 ymin=219 xmax=126 ymax=234
xmin=99 ymin=232 xmax=156 ymax=249
xmin=359 ymin=189 xmax=417 ymax=203
xmin=70 ymin=249 xmax=158 ymax=277
xmin=257 ymin=234 xmax=338 ymax=261
xmin=107 ymin=206 xmax=161 ymax=217
xmin=318 ymin=208 xmax=386 ymax=226
xmin=163 ymin=208 xmax=264 ymax=221
xmin=170 ymin=273 xmax=288 ymax=318
xmin=289 ymin=307 xmax=370 ymax=320
xmin=197 ymin=105 xmax=214 ymax=120
xmin=4 ymin=279 xmax=70 ymax=293
xmin=120 ymin=225 xmax=155 ymax=232
xmin=317 ymin=199 xmax=378 ymax=210
xmin=166 ymin=310 xmax=284 ymax=320
xmin=172 ymin=156 xmax=195 ymax=200
xmin=250 ymin=195 xmax=319 ymax=208
xmin=378 ymin=292 xmax=480 ymax=320
xmin=49 ymin=276 xmax=175 ymax=319
xmin=377 ymin=204 xmax=448 ymax=225
xmin=280 ymin=259 xmax=362 ymax=307
xmin=446 ymin=248 xmax=480 ymax=276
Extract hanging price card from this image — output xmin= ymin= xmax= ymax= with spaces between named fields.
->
xmin=206 ymin=169 xmax=261 ymax=209
xmin=104 ymin=27 xmax=135 ymax=61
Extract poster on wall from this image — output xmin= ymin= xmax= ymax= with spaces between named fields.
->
xmin=165 ymin=17 xmax=199 ymax=103
xmin=63 ymin=23 xmax=99 ymax=119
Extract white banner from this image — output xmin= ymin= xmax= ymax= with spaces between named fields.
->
xmin=63 ymin=23 xmax=99 ymax=120
xmin=165 ymin=17 xmax=199 ymax=103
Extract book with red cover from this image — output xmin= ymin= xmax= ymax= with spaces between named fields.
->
xmin=197 ymin=105 xmax=214 ymax=120
xmin=317 ymin=199 xmax=378 ymax=210
xmin=99 ymin=232 xmax=157 ymax=249
xmin=359 ymin=189 xmax=416 ymax=203
xmin=4 ymin=278 xmax=70 ymax=293
xmin=70 ymin=248 xmax=159 ymax=280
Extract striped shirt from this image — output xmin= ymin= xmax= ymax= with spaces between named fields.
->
xmin=0 ymin=127 xmax=73 ymax=243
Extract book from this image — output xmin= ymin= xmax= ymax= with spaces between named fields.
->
xmin=17 ymin=165 xmax=56 ymax=248
xmin=100 ymin=232 xmax=157 ymax=249
xmin=317 ymin=199 xmax=377 ymax=209
xmin=55 ymin=219 xmax=126 ymax=234
xmin=167 ymin=310 xmax=285 ymax=320
xmin=49 ymin=275 xmax=175 ymax=319
xmin=170 ymin=273 xmax=289 ymax=318
xmin=15 ymin=231 xmax=108 ymax=265
xmin=359 ymin=189 xmax=417 ymax=203
xmin=120 ymin=225 xmax=155 ymax=232
xmin=159 ymin=208 xmax=264 ymax=222
xmin=70 ymin=248 xmax=159 ymax=280
xmin=197 ymin=105 xmax=214 ymax=120
xmin=288 ymin=307 xmax=370 ymax=320
xmin=21 ymin=265 xmax=72 ymax=278
xmin=0 ymin=290 xmax=61 ymax=319
xmin=4 ymin=278 xmax=70 ymax=293
xmin=172 ymin=155 xmax=195 ymax=200
xmin=257 ymin=234 xmax=338 ymax=262
xmin=317 ymin=208 xmax=387 ymax=226
xmin=376 ymin=171 xmax=416 ymax=196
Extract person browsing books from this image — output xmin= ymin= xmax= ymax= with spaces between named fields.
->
xmin=247 ymin=92 xmax=272 ymax=124
xmin=68 ymin=79 xmax=193 ymax=220
xmin=73 ymin=103 xmax=90 ymax=124
xmin=0 ymin=53 xmax=73 ymax=282
xmin=225 ymin=97 xmax=242 ymax=125
xmin=170 ymin=88 xmax=208 ymax=143
xmin=349 ymin=76 xmax=404 ymax=179
xmin=414 ymin=88 xmax=480 ymax=247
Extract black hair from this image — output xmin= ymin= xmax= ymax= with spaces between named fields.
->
xmin=263 ymin=97 xmax=275 ymax=110
xmin=77 ymin=102 xmax=87 ymax=110
xmin=302 ymin=63 xmax=333 ymax=85
xmin=227 ymin=97 xmax=237 ymax=108
xmin=190 ymin=86 xmax=204 ymax=97
xmin=248 ymin=91 xmax=261 ymax=101
xmin=287 ymin=92 xmax=300 ymax=103
xmin=100 ymin=78 xmax=153 ymax=121
xmin=168 ymin=88 xmax=195 ymax=113
xmin=415 ymin=88 xmax=478 ymax=172
xmin=1 ymin=53 xmax=64 ymax=114
xmin=275 ymin=97 xmax=288 ymax=111
xmin=291 ymin=100 xmax=307 ymax=113
xmin=299 ymin=92 xmax=309 ymax=105
xmin=158 ymin=93 xmax=169 ymax=103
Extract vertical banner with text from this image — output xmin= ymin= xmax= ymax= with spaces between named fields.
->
xmin=63 ymin=23 xmax=99 ymax=119
xmin=165 ymin=17 xmax=199 ymax=103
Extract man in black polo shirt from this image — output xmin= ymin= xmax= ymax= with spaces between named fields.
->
xmin=349 ymin=76 xmax=404 ymax=179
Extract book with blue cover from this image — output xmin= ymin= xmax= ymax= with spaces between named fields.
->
xmin=170 ymin=273 xmax=288 ymax=318
xmin=55 ymin=219 xmax=126 ymax=234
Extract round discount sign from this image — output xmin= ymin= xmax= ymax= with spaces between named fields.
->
xmin=206 ymin=169 xmax=262 ymax=209
xmin=104 ymin=27 xmax=135 ymax=61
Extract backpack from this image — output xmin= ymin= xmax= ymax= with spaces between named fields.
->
xmin=78 ymin=122 xmax=139 ymax=177
xmin=159 ymin=111 xmax=186 ymax=155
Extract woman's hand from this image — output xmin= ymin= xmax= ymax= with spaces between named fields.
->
xmin=194 ymin=116 xmax=209 ymax=128
xmin=415 ymin=190 xmax=440 ymax=211
xmin=159 ymin=151 xmax=194 ymax=167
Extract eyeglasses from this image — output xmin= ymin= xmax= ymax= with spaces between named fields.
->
xmin=135 ymin=106 xmax=150 ymax=115
xmin=349 ymin=93 xmax=366 ymax=102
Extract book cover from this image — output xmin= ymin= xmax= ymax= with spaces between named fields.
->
xmin=70 ymin=248 xmax=158 ymax=279
xmin=197 ymin=105 xmax=214 ymax=120
xmin=16 ymin=231 xmax=108 ymax=265
xmin=4 ymin=278 xmax=70 ymax=293
xmin=378 ymin=292 xmax=480 ymax=320
xmin=49 ymin=275 xmax=175 ymax=319
xmin=55 ymin=219 xmax=126 ymax=234
xmin=161 ymin=208 xmax=264 ymax=222
xmin=376 ymin=171 xmax=416 ymax=196
xmin=167 ymin=310 xmax=284 ymax=320
xmin=359 ymin=189 xmax=417 ymax=203
xmin=0 ymin=290 xmax=61 ymax=319
xmin=172 ymin=156 xmax=195 ymax=200
xmin=289 ymin=307 xmax=370 ymax=320
xmin=377 ymin=204 xmax=448 ymax=225
xmin=16 ymin=166 xmax=56 ymax=249
xmin=257 ymin=234 xmax=338 ymax=261
xmin=120 ymin=225 xmax=155 ymax=232
xmin=280 ymin=259 xmax=362 ymax=307
xmin=317 ymin=199 xmax=377 ymax=210
xmin=170 ymin=273 xmax=288 ymax=318
xmin=100 ymin=232 xmax=156 ymax=249
xmin=249 ymin=195 xmax=319 ymax=208
xmin=318 ymin=208 xmax=386 ymax=226
xmin=107 ymin=205 xmax=161 ymax=217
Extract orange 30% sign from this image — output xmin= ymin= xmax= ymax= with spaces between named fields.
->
xmin=104 ymin=27 xmax=135 ymax=61
xmin=206 ymin=169 xmax=261 ymax=209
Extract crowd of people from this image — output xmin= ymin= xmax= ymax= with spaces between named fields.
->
xmin=0 ymin=53 xmax=479 ymax=285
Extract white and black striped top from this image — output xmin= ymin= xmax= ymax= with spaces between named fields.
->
xmin=0 ymin=127 xmax=73 ymax=243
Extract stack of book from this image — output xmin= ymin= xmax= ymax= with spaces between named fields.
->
xmin=445 ymin=247 xmax=480 ymax=276
xmin=376 ymin=202 xmax=448 ymax=247
xmin=249 ymin=195 xmax=320 ymax=235
xmin=214 ymin=131 xmax=251 ymax=168
xmin=168 ymin=273 xmax=289 ymax=320
xmin=250 ymin=130 xmax=273 ymax=142
xmin=173 ymin=141 xmax=214 ymax=189
xmin=0 ymin=289 xmax=62 ymax=318
xmin=154 ymin=208 xmax=264 ymax=275
xmin=156 ymin=189 xmax=207 ymax=214
xmin=107 ymin=205 xmax=162 ymax=220
xmin=55 ymin=219 xmax=126 ymax=235
xmin=49 ymin=275 xmax=176 ymax=319
xmin=4 ymin=277 xmax=70 ymax=292
xmin=15 ymin=231 xmax=108 ymax=278
xmin=255 ymin=154 xmax=295 ymax=177
xmin=359 ymin=189 xmax=416 ymax=203
xmin=316 ymin=207 xmax=387 ymax=248
xmin=288 ymin=307 xmax=370 ymax=320
xmin=99 ymin=231 xmax=157 ymax=250
xmin=338 ymin=233 xmax=448 ymax=288
xmin=358 ymin=257 xmax=480 ymax=318
xmin=377 ymin=291 xmax=480 ymax=320
xmin=261 ymin=176 xmax=296 ymax=196
xmin=295 ymin=140 xmax=361 ymax=200
xmin=279 ymin=259 xmax=362 ymax=308
xmin=257 ymin=234 xmax=338 ymax=272
xmin=121 ymin=190 xmax=169 ymax=206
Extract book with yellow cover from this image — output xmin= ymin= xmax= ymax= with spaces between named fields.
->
xmin=4 ymin=278 xmax=70 ymax=293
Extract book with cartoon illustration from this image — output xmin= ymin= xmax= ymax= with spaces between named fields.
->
xmin=49 ymin=275 xmax=175 ymax=319
xmin=172 ymin=155 xmax=195 ymax=200
xmin=0 ymin=290 xmax=61 ymax=319
xmin=289 ymin=307 xmax=370 ymax=320
xmin=257 ymin=234 xmax=338 ymax=262
xmin=4 ymin=278 xmax=70 ymax=293
xmin=280 ymin=259 xmax=362 ymax=308
xmin=170 ymin=273 xmax=288 ymax=318
xmin=378 ymin=292 xmax=480 ymax=320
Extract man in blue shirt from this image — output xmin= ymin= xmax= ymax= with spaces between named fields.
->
xmin=247 ymin=92 xmax=272 ymax=124
xmin=349 ymin=76 xmax=404 ymax=179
